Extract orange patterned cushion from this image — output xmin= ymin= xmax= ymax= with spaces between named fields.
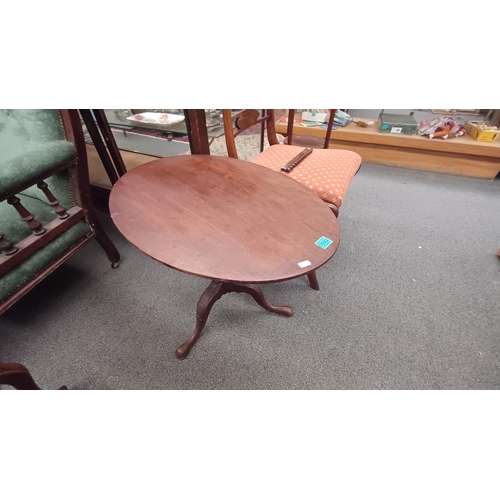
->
xmin=251 ymin=145 xmax=361 ymax=209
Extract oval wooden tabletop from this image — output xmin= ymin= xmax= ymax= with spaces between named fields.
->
xmin=109 ymin=155 xmax=340 ymax=284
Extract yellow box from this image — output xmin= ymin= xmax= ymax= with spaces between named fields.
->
xmin=465 ymin=121 xmax=500 ymax=143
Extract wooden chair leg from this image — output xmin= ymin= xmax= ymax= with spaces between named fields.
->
xmin=95 ymin=230 xmax=121 ymax=267
xmin=85 ymin=208 xmax=121 ymax=267
xmin=325 ymin=202 xmax=339 ymax=218
xmin=0 ymin=362 xmax=67 ymax=390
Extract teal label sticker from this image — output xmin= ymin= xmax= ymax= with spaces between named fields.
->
xmin=381 ymin=124 xmax=388 ymax=130
xmin=315 ymin=236 xmax=333 ymax=249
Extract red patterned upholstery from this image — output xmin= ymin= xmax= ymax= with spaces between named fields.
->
xmin=251 ymin=145 xmax=362 ymax=209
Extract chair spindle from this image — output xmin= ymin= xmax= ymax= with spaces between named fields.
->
xmin=37 ymin=181 xmax=69 ymax=219
xmin=7 ymin=196 xmax=46 ymax=236
xmin=0 ymin=232 xmax=18 ymax=255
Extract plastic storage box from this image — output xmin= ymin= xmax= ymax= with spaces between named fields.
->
xmin=379 ymin=111 xmax=418 ymax=135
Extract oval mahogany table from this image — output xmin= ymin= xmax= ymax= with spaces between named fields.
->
xmin=109 ymin=155 xmax=340 ymax=359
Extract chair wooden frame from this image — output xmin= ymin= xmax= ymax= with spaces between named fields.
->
xmin=223 ymin=109 xmax=337 ymax=152
xmin=222 ymin=109 xmax=356 ymax=218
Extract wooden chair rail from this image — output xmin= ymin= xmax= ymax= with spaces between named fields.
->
xmin=234 ymin=116 xmax=272 ymax=138
xmin=0 ymin=235 xmax=93 ymax=315
xmin=287 ymin=109 xmax=337 ymax=149
xmin=222 ymin=109 xmax=279 ymax=159
xmin=0 ymin=207 xmax=86 ymax=276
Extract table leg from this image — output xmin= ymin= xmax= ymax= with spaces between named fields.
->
xmin=175 ymin=281 xmax=225 ymax=359
xmin=0 ymin=362 xmax=67 ymax=390
xmin=307 ymin=270 xmax=319 ymax=290
xmin=175 ymin=280 xmax=293 ymax=359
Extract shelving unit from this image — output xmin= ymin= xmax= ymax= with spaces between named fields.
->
xmin=276 ymin=113 xmax=500 ymax=179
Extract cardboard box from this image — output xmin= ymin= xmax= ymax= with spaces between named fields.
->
xmin=379 ymin=111 xmax=418 ymax=135
xmin=465 ymin=121 xmax=500 ymax=143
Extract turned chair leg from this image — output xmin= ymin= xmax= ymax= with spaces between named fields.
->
xmin=95 ymin=230 xmax=121 ymax=267
xmin=85 ymin=207 xmax=121 ymax=267
xmin=326 ymin=203 xmax=339 ymax=218
xmin=0 ymin=362 xmax=67 ymax=390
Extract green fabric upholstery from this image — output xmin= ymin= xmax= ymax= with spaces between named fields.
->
xmin=0 ymin=140 xmax=77 ymax=199
xmin=0 ymin=110 xmax=66 ymax=162
xmin=0 ymin=109 xmax=77 ymax=199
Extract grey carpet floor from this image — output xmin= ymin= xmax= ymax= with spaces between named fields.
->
xmin=1 ymin=163 xmax=500 ymax=389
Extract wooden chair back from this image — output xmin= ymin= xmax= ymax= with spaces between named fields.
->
xmin=222 ymin=109 xmax=338 ymax=159
xmin=222 ymin=109 xmax=278 ymax=159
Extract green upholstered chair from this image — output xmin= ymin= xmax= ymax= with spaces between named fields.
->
xmin=0 ymin=109 xmax=120 ymax=315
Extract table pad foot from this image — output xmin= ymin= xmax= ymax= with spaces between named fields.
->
xmin=175 ymin=280 xmax=293 ymax=359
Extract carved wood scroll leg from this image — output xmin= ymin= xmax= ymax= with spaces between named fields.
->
xmin=175 ymin=281 xmax=227 ymax=359
xmin=307 ymin=270 xmax=320 ymax=291
xmin=229 ymin=282 xmax=294 ymax=317
xmin=175 ymin=281 xmax=293 ymax=360
xmin=0 ymin=362 xmax=67 ymax=390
